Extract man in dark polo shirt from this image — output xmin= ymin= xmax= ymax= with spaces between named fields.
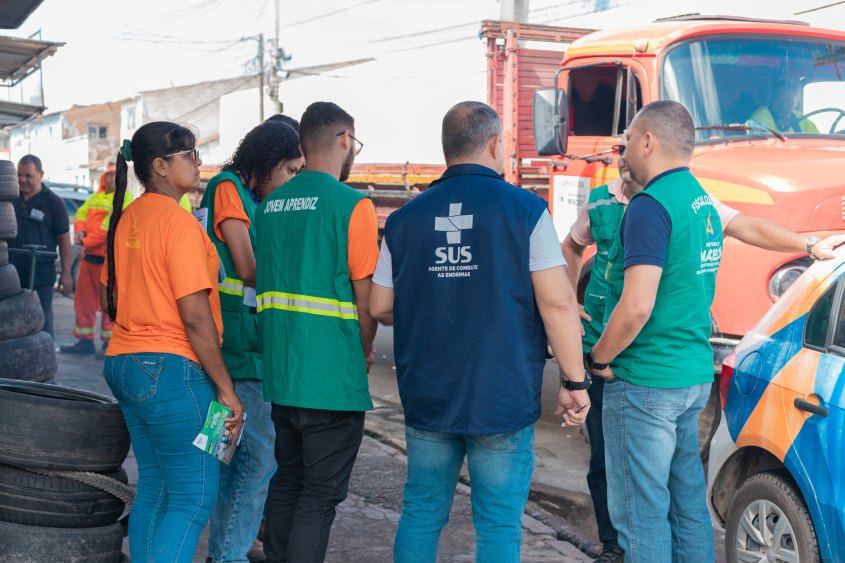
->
xmin=10 ymin=154 xmax=73 ymax=337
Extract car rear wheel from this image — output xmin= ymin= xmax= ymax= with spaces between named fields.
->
xmin=725 ymin=471 xmax=820 ymax=563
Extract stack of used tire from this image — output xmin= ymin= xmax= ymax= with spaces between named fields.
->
xmin=0 ymin=379 xmax=133 ymax=563
xmin=0 ymin=160 xmax=57 ymax=384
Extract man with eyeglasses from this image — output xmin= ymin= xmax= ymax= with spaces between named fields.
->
xmin=255 ymin=101 xmax=379 ymax=563
xmin=562 ymin=130 xmax=845 ymax=563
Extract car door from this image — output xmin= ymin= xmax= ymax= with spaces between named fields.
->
xmin=781 ymin=273 xmax=845 ymax=560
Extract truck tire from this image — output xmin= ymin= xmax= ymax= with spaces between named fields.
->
xmin=0 ymin=263 xmax=20 ymax=301
xmin=0 ymin=240 xmax=7 ymax=267
xmin=725 ymin=471 xmax=821 ymax=563
xmin=0 ymin=520 xmax=123 ymax=563
xmin=0 ymin=465 xmax=127 ymax=528
xmin=0 ymin=201 xmax=16 ymax=240
xmin=0 ymin=332 xmax=56 ymax=383
xmin=0 ymin=379 xmax=130 ymax=472
xmin=0 ymin=180 xmax=18 ymax=201
xmin=0 ymin=291 xmax=44 ymax=340
xmin=0 ymin=160 xmax=15 ymax=174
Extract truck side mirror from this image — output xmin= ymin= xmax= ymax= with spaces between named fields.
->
xmin=533 ymin=87 xmax=568 ymax=156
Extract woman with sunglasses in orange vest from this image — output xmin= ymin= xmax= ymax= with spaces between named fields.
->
xmin=100 ymin=121 xmax=244 ymax=563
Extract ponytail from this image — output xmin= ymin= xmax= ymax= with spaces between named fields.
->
xmin=106 ymin=152 xmax=129 ymax=322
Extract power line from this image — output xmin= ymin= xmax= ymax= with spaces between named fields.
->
xmin=795 ymin=1 xmax=845 ymax=14
xmin=344 ymin=21 xmax=477 ymax=47
xmin=281 ymin=0 xmax=382 ymax=29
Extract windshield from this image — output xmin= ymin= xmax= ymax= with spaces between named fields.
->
xmin=662 ymin=37 xmax=845 ymax=141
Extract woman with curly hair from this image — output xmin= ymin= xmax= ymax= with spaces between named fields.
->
xmin=102 ymin=121 xmax=244 ymax=562
xmin=200 ymin=119 xmax=303 ymax=563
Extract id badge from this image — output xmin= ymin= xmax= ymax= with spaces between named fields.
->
xmin=30 ymin=208 xmax=45 ymax=222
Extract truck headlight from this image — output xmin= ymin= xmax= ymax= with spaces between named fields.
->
xmin=768 ymin=258 xmax=812 ymax=302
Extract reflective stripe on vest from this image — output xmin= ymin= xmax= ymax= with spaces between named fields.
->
xmin=219 ymin=277 xmax=245 ymax=297
xmin=256 ymin=291 xmax=358 ymax=320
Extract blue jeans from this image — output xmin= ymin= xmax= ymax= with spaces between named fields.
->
xmin=394 ymin=424 xmax=535 ymax=563
xmin=584 ymin=377 xmax=620 ymax=551
xmin=603 ymin=378 xmax=713 ymax=563
xmin=208 ymin=378 xmax=276 ymax=563
xmin=104 ymin=353 xmax=220 ymax=563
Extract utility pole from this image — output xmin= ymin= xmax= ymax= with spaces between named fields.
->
xmin=258 ymin=32 xmax=265 ymax=122
xmin=497 ymin=0 xmax=528 ymax=22
xmin=270 ymin=0 xmax=282 ymax=114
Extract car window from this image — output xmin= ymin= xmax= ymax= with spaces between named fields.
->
xmin=805 ymin=283 xmax=838 ymax=349
xmin=832 ymin=289 xmax=845 ymax=349
xmin=62 ymin=199 xmax=78 ymax=216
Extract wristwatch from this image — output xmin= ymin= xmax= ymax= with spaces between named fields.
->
xmin=806 ymin=237 xmax=822 ymax=260
xmin=585 ymin=350 xmax=609 ymax=372
xmin=562 ymin=370 xmax=591 ymax=391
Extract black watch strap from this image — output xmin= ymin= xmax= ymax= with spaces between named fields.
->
xmin=562 ymin=370 xmax=591 ymax=391
xmin=585 ymin=351 xmax=609 ymax=372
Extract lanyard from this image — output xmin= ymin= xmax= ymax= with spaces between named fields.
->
xmin=237 ymin=170 xmax=259 ymax=206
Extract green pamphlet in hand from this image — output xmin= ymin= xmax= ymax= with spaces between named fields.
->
xmin=192 ymin=401 xmax=246 ymax=465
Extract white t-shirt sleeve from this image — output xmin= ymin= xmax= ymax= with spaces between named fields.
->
xmin=711 ymin=196 xmax=741 ymax=230
xmin=372 ymin=237 xmax=393 ymax=288
xmin=530 ymin=210 xmax=567 ymax=272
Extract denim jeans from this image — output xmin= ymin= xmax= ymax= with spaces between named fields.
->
xmin=264 ymin=405 xmax=365 ymax=563
xmin=208 ymin=378 xmax=277 ymax=563
xmin=393 ymin=424 xmax=535 ymax=563
xmin=584 ymin=377 xmax=620 ymax=551
xmin=603 ymin=378 xmax=713 ymax=563
xmin=104 ymin=353 xmax=220 ymax=563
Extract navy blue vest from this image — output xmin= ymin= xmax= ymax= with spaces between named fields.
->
xmin=384 ymin=164 xmax=549 ymax=434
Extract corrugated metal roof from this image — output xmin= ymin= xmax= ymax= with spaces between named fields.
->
xmin=0 ymin=99 xmax=42 ymax=126
xmin=0 ymin=0 xmax=44 ymax=30
xmin=0 ymin=35 xmax=63 ymax=86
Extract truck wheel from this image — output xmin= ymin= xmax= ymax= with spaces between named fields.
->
xmin=0 ymin=201 xmax=16 ymax=240
xmin=0 ymin=291 xmax=44 ymax=340
xmin=725 ymin=471 xmax=820 ymax=563
xmin=0 ymin=264 xmax=21 ymax=301
xmin=0 ymin=379 xmax=130 ymax=472
xmin=0 ymin=520 xmax=123 ymax=563
xmin=697 ymin=381 xmax=721 ymax=465
xmin=0 ymin=332 xmax=56 ymax=383
xmin=0 ymin=465 xmax=127 ymax=528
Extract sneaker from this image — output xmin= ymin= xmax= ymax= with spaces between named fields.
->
xmin=60 ymin=340 xmax=95 ymax=355
xmin=595 ymin=546 xmax=625 ymax=563
xmin=95 ymin=341 xmax=109 ymax=360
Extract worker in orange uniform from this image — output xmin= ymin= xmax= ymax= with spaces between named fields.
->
xmin=61 ymin=164 xmax=133 ymax=358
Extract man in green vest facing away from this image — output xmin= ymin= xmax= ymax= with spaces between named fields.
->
xmin=256 ymin=102 xmax=379 ymax=563
xmin=585 ymin=101 xmax=721 ymax=562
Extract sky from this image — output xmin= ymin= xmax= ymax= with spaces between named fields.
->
xmin=6 ymin=0 xmax=845 ymax=164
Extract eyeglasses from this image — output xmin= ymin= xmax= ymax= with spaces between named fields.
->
xmin=610 ymin=144 xmax=626 ymax=155
xmin=337 ymin=131 xmax=363 ymax=156
xmin=163 ymin=148 xmax=201 ymax=165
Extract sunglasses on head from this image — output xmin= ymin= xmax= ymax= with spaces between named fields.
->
xmin=610 ymin=144 xmax=626 ymax=155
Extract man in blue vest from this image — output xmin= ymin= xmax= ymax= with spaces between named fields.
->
xmin=369 ymin=101 xmax=590 ymax=562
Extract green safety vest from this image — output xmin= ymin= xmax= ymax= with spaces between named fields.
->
xmin=200 ymin=171 xmax=261 ymax=380
xmin=603 ymin=170 xmax=722 ymax=388
xmin=255 ymin=171 xmax=373 ymax=411
xmin=581 ymin=184 xmax=626 ymax=353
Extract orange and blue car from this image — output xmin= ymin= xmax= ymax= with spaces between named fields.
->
xmin=707 ymin=247 xmax=845 ymax=562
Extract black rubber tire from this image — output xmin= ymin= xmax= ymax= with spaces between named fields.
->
xmin=725 ymin=471 xmax=821 ymax=563
xmin=0 ymin=240 xmax=7 ymax=267
xmin=0 ymin=332 xmax=56 ymax=383
xmin=0 ymin=520 xmax=123 ymax=563
xmin=0 ymin=379 xmax=130 ymax=472
xmin=0 ymin=465 xmax=127 ymax=528
xmin=0 ymin=290 xmax=43 ymax=340
xmin=0 ymin=180 xmax=18 ymax=202
xmin=0 ymin=160 xmax=15 ymax=174
xmin=0 ymin=201 xmax=15 ymax=240
xmin=0 ymin=263 xmax=20 ymax=301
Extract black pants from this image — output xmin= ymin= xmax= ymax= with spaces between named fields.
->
xmin=585 ymin=376 xmax=621 ymax=550
xmin=264 ymin=404 xmax=365 ymax=563
xmin=34 ymin=285 xmax=54 ymax=338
